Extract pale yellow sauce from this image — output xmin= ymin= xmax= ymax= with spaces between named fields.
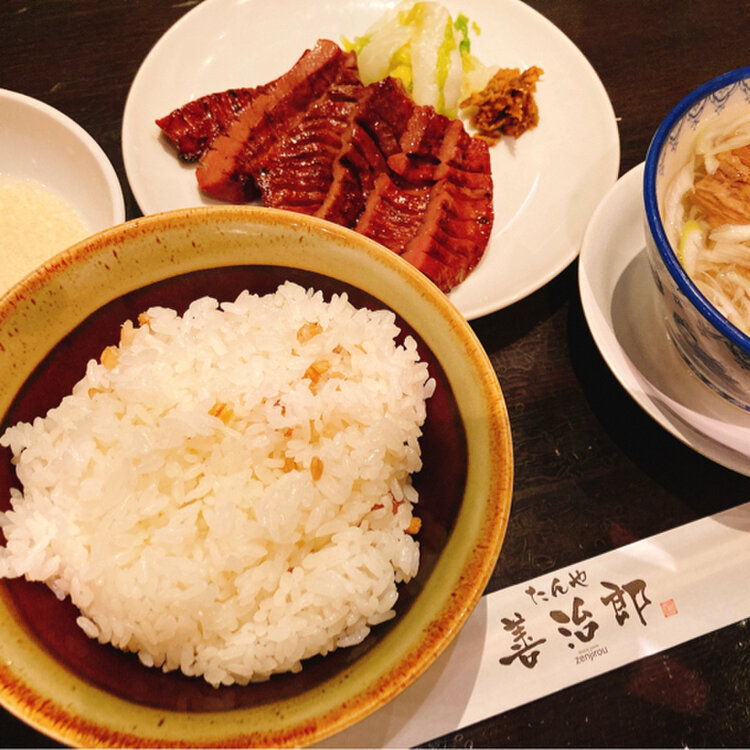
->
xmin=0 ymin=174 xmax=90 ymax=294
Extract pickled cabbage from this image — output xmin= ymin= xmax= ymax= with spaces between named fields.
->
xmin=343 ymin=1 xmax=492 ymax=119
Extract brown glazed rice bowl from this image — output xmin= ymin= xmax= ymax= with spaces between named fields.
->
xmin=0 ymin=206 xmax=513 ymax=747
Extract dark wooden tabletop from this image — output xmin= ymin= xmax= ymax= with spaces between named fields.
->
xmin=3 ymin=0 xmax=750 ymax=747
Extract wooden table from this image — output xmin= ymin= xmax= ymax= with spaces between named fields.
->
xmin=3 ymin=1 xmax=750 ymax=746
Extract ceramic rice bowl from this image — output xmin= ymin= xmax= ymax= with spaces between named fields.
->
xmin=0 ymin=206 xmax=513 ymax=748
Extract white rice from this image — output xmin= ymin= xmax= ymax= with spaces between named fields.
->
xmin=0 ymin=281 xmax=435 ymax=686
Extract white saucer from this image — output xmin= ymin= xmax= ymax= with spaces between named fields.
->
xmin=579 ymin=162 xmax=750 ymax=477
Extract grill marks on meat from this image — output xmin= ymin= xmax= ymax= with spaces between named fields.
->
xmin=402 ymin=120 xmax=493 ymax=291
xmin=356 ymin=173 xmax=432 ymax=253
xmin=315 ymin=77 xmax=416 ymax=227
xmin=197 ymin=40 xmax=355 ymax=203
xmin=156 ymin=87 xmax=260 ymax=161
xmin=356 ymin=108 xmax=493 ymax=290
xmin=401 ymin=174 xmax=493 ymax=292
xmin=156 ymin=39 xmax=493 ymax=292
xmin=257 ymin=76 xmax=365 ymax=215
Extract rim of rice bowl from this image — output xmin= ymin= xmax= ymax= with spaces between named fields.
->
xmin=0 ymin=206 xmax=513 ymax=748
xmin=643 ymin=64 xmax=750 ymax=356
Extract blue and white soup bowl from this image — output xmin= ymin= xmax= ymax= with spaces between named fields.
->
xmin=643 ymin=66 xmax=750 ymax=411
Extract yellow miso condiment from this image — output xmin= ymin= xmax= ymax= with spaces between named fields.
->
xmin=0 ymin=174 xmax=90 ymax=294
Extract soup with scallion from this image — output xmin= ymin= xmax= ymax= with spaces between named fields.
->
xmin=662 ymin=112 xmax=750 ymax=336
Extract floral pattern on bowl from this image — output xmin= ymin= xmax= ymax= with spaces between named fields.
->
xmin=643 ymin=66 xmax=750 ymax=411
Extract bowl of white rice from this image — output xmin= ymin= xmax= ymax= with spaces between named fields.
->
xmin=0 ymin=206 xmax=513 ymax=747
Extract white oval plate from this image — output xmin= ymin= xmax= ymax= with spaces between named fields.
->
xmin=122 ymin=0 xmax=619 ymax=320
xmin=579 ymin=163 xmax=750 ymax=477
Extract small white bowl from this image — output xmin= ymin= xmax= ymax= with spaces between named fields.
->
xmin=0 ymin=88 xmax=125 ymax=240
xmin=643 ymin=67 xmax=750 ymax=411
